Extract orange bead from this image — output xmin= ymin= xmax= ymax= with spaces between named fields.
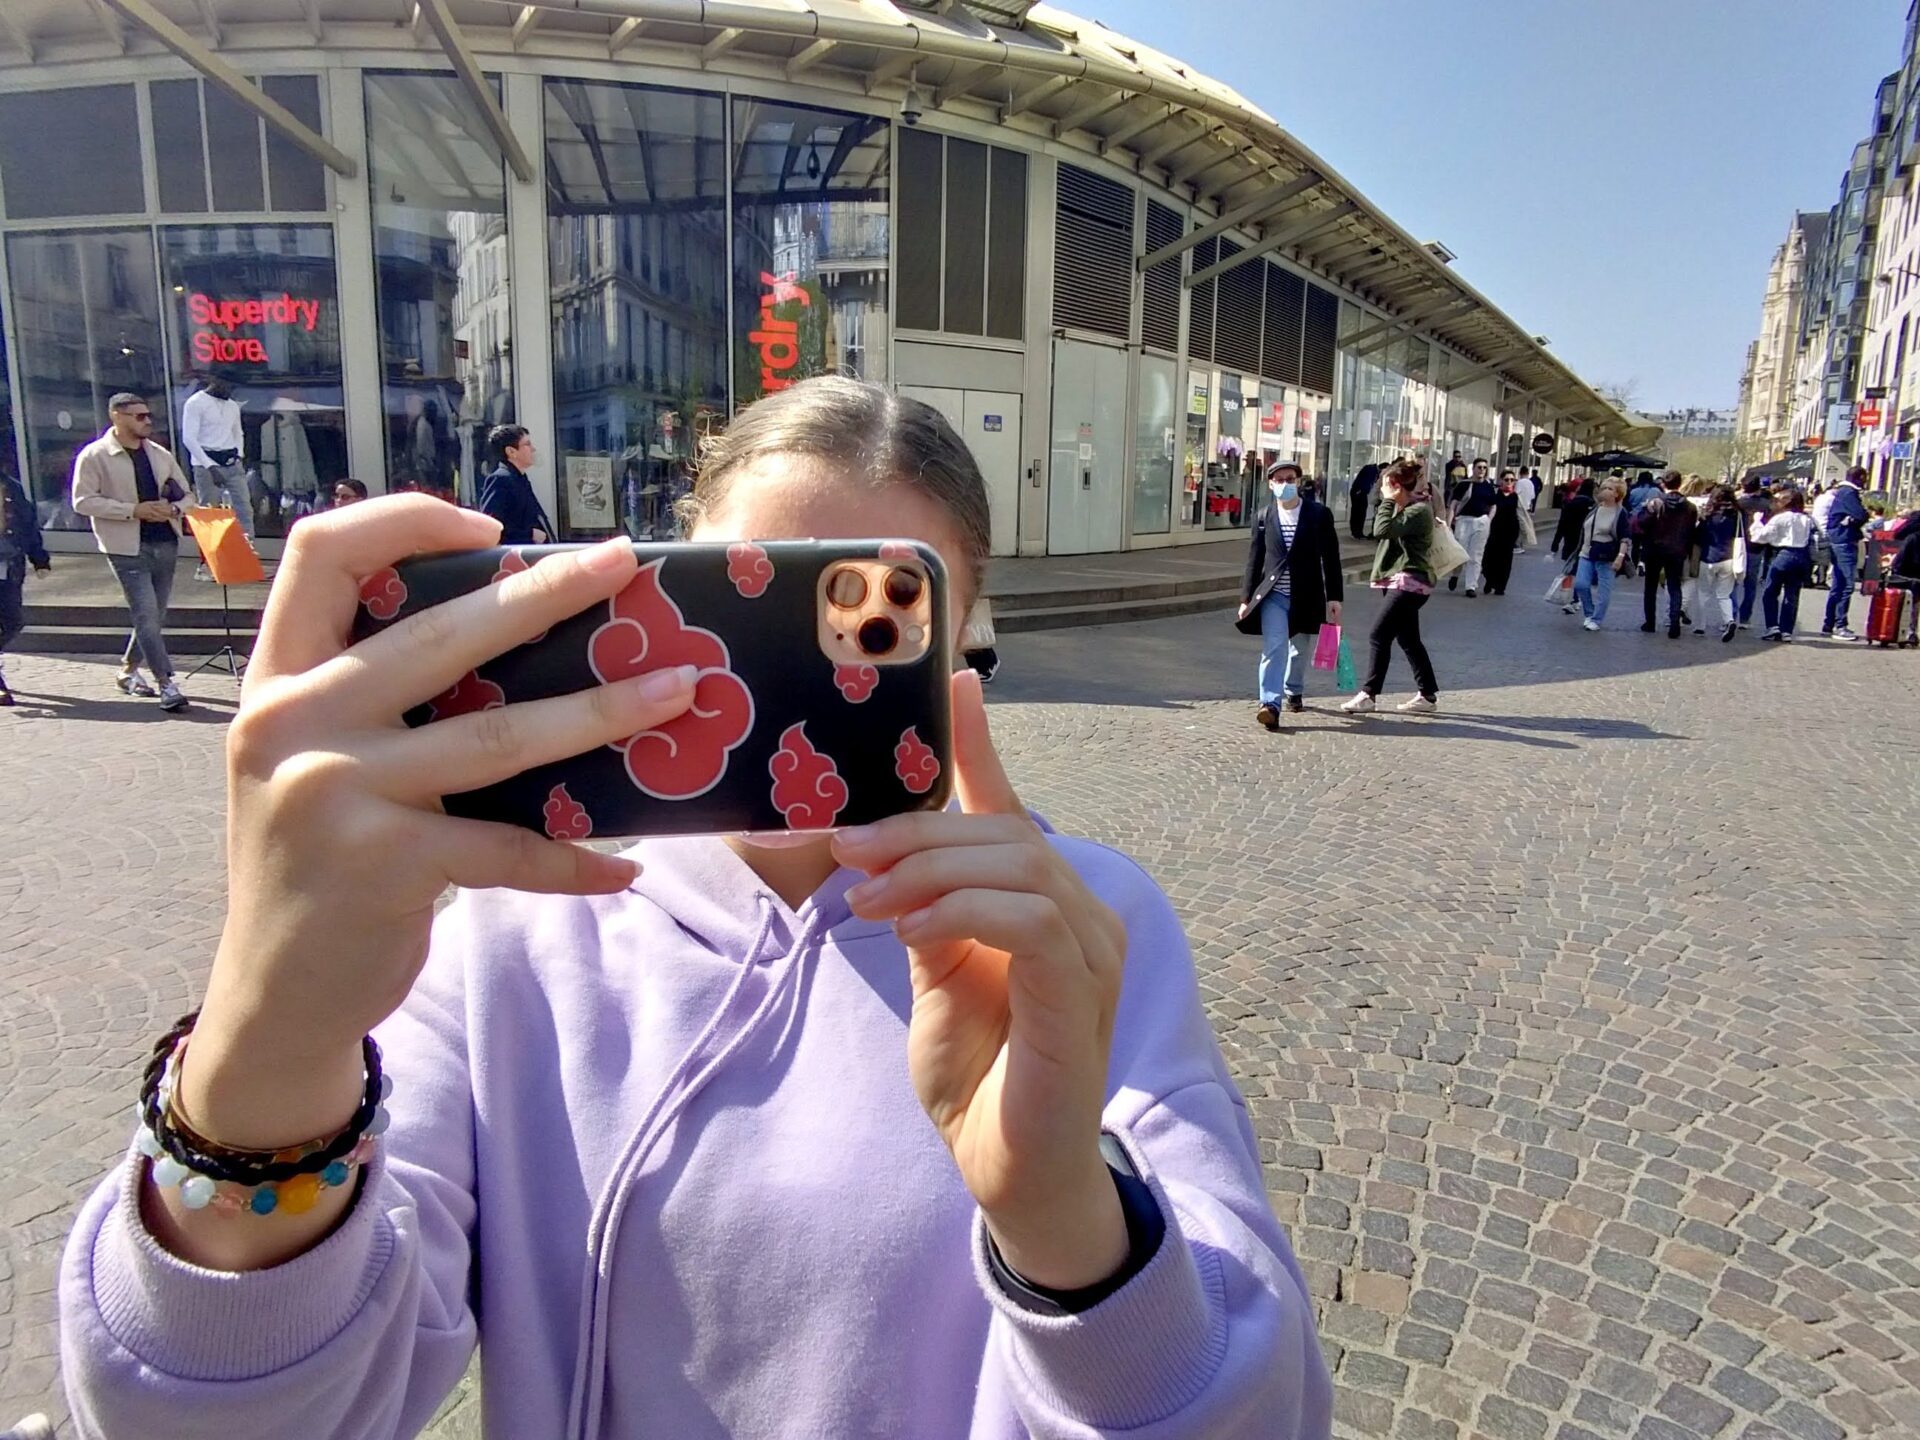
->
xmin=278 ymin=1173 xmax=322 ymax=1215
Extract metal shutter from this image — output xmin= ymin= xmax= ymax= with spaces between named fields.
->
xmin=985 ymin=148 xmax=1027 ymax=340
xmin=1214 ymin=240 xmax=1262 ymax=375
xmin=944 ymin=137 xmax=988 ymax=336
xmin=1053 ymin=162 xmax=1134 ymax=339
xmin=1302 ymin=283 xmax=1339 ymax=394
xmin=897 ymin=128 xmax=943 ymax=331
xmin=1189 ymin=236 xmax=1217 ymax=362
xmin=1141 ymin=198 xmax=1182 ymax=353
xmin=1263 ymin=263 xmax=1304 ymax=386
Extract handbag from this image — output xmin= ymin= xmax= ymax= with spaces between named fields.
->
xmin=1428 ymin=520 xmax=1470 ymax=579
xmin=1543 ymin=565 xmax=1575 ymax=605
xmin=1312 ymin=624 xmax=1341 ymax=671
xmin=1334 ymin=631 xmax=1357 ymax=691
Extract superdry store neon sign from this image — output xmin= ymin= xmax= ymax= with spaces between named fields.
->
xmin=187 ymin=292 xmax=326 ymax=365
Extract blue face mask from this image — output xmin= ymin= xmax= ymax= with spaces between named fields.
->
xmin=1272 ymin=481 xmax=1300 ymax=503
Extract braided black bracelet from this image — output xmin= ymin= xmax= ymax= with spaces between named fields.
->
xmin=138 ymin=1011 xmax=385 ymax=1187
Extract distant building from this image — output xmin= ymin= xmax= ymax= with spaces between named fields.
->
xmin=1649 ymin=407 xmax=1738 ymax=439
xmin=1733 ymin=213 xmax=1825 ymax=461
xmin=1860 ymin=0 xmax=1920 ymax=504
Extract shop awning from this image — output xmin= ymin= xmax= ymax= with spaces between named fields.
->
xmin=0 ymin=0 xmax=1650 ymax=448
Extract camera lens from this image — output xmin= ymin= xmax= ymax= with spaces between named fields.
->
xmin=883 ymin=566 xmax=924 ymax=608
xmin=826 ymin=567 xmax=868 ymax=609
xmin=856 ymin=615 xmax=899 ymax=657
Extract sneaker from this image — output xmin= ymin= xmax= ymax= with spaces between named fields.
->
xmin=115 ymin=670 xmax=158 ymax=698
xmin=1448 ymin=575 xmax=1459 ymax=591
xmin=1721 ymin=623 xmax=1738 ymax=643
xmin=1833 ymin=628 xmax=1862 ymax=643
xmin=1779 ymin=633 xmax=1794 ymax=643
xmin=1692 ymin=627 xmax=1705 ymax=635
xmin=1465 ymin=588 xmax=1478 ymax=599
xmin=1583 ymin=619 xmax=1601 ymax=632
xmin=1668 ymin=624 xmax=1681 ymax=639
xmin=194 ymin=565 xmax=214 ymax=583
xmin=1255 ymin=703 xmax=1279 ymax=732
xmin=1284 ymin=694 xmax=1304 ymax=714
xmin=1561 ymin=604 xmax=1580 ymax=615
xmin=1640 ymin=622 xmax=1656 ymax=633
xmin=1760 ymin=629 xmax=1782 ymax=642
xmin=1339 ymin=692 xmax=1376 ymax=714
xmin=2 ymin=1414 xmax=55 ymax=1440
xmin=1395 ymin=694 xmax=1438 ymax=714
xmin=1819 ymin=628 xmax=1833 ymax=638
xmin=158 ymin=680 xmax=188 ymax=712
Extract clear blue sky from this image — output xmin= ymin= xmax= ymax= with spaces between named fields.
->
xmin=1084 ymin=0 xmax=1907 ymax=411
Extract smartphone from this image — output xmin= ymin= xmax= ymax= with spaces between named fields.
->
xmin=351 ymin=539 xmax=955 ymax=840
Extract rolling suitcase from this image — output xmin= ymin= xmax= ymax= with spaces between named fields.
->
xmin=1866 ymin=584 xmax=1908 ymax=647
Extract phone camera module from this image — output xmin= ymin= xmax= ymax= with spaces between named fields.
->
xmin=826 ymin=567 xmax=869 ymax=609
xmin=857 ymin=615 xmax=899 ymax=657
xmin=882 ymin=566 xmax=924 ymax=608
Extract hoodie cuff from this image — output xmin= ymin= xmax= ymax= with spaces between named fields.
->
xmin=86 ymin=1144 xmax=396 ymax=1382
xmin=972 ymin=1170 xmax=1225 ymax=1427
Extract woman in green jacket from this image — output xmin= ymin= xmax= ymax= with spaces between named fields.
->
xmin=1342 ymin=457 xmax=1440 ymax=714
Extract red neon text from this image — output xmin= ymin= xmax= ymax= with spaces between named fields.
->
xmin=187 ymin=292 xmax=325 ymax=367
xmin=751 ymin=271 xmax=810 ymax=395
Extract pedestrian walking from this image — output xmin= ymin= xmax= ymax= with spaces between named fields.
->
xmin=1238 ymin=462 xmax=1344 ymax=728
xmin=1348 ymin=462 xmax=1379 ymax=539
xmin=1551 ymin=474 xmax=1595 ymax=578
xmin=58 ymin=375 xmax=1332 ymax=1440
xmin=69 ymin=392 xmax=193 ymax=711
xmin=1447 ymin=458 xmax=1497 ymax=597
xmin=1480 ymin=471 xmax=1523 ymax=596
xmin=1631 ymin=473 xmax=1696 ymax=638
xmin=0 ymin=466 xmax=51 ymax=706
xmin=1818 ymin=465 xmax=1870 ymax=641
xmin=1521 ymin=468 xmax=1542 ymax=516
xmin=1569 ymin=477 xmax=1630 ymax=630
xmin=1753 ymin=488 xmax=1817 ymax=642
xmin=1342 ymin=457 xmax=1439 ymax=714
xmin=1693 ymin=484 xmax=1744 ymax=642
xmin=1735 ymin=477 xmax=1772 ymax=628
xmin=1881 ymin=505 xmax=1920 ymax=645
xmin=180 ymin=375 xmax=256 ymax=580
xmin=961 ymin=594 xmax=999 ymax=683
xmin=478 ymin=424 xmax=555 ymax=546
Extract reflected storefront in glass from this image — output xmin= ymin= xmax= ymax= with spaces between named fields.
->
xmin=1326 ymin=306 xmax=1447 ymax=509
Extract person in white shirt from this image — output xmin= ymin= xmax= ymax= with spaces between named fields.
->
xmin=1750 ymin=489 xmax=1817 ymax=642
xmin=179 ymin=377 xmax=255 ymax=557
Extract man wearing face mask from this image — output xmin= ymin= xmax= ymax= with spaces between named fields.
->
xmin=1237 ymin=462 xmax=1345 ymax=730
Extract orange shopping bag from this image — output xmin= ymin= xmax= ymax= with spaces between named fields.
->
xmin=185 ymin=507 xmax=265 ymax=585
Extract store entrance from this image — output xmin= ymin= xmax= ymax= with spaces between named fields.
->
xmin=900 ymin=386 xmax=1023 ymax=557
xmin=1047 ymin=338 xmax=1127 ymax=555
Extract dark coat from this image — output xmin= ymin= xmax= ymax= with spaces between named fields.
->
xmin=1552 ymin=493 xmax=1595 ymax=562
xmin=1238 ymin=497 xmax=1344 ymax=636
xmin=1631 ymin=494 xmax=1696 ymax=559
xmin=0 ymin=474 xmax=49 ymax=569
xmin=479 ymin=462 xmax=555 ymax=546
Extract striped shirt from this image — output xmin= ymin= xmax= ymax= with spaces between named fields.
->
xmin=1272 ymin=502 xmax=1300 ymax=595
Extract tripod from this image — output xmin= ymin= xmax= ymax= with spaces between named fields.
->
xmin=186 ymin=582 xmax=248 ymax=680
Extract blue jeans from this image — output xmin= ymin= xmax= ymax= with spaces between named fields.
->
xmin=192 ymin=461 xmax=256 ymax=539
xmin=1823 ymin=538 xmax=1858 ymax=632
xmin=1258 ymin=590 xmax=1301 ymax=705
xmin=1738 ymin=545 xmax=1771 ymax=623
xmin=1764 ymin=551 xmax=1811 ymax=635
xmin=109 ymin=538 xmax=179 ymax=681
xmin=1574 ymin=557 xmax=1614 ymax=622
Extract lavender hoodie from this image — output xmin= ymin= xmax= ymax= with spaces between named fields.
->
xmin=61 ymin=833 xmax=1332 ymax=1438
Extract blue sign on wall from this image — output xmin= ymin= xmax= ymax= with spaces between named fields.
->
xmin=983 ymin=415 xmax=1003 ymax=432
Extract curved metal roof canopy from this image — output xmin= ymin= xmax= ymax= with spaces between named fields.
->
xmin=0 ymin=0 xmax=1656 ymax=449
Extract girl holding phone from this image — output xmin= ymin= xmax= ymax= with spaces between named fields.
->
xmin=60 ymin=377 xmax=1330 ymax=1439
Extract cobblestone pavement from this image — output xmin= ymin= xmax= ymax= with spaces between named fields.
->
xmin=3 ymin=552 xmax=1918 ymax=1438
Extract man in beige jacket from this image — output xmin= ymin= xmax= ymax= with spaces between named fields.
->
xmin=70 ymin=392 xmax=193 ymax=710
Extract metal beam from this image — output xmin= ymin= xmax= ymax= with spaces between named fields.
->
xmin=1177 ymin=143 xmax=1252 ymax=191
xmin=1186 ymin=200 xmax=1358 ymax=288
xmin=190 ymin=0 xmax=222 ymax=47
xmin=414 ymin=0 xmax=535 ymax=183
xmin=96 ymin=0 xmax=357 ymax=176
xmin=1139 ymin=121 xmax=1213 ymax=172
xmin=299 ymin=0 xmax=323 ymax=41
xmin=864 ymin=52 xmax=918 ymax=95
xmin=1101 ymin=102 xmax=1176 ymax=156
xmin=1340 ymin=295 xmax=1470 ymax=349
xmin=1442 ymin=346 xmax=1535 ymax=391
xmin=787 ymin=38 xmax=837 ymax=77
xmin=512 ymin=5 xmax=541 ymax=47
xmin=702 ymin=26 xmax=745 ymax=62
xmin=0 ymin=7 xmax=37 ymax=60
xmin=1001 ymin=73 xmax=1073 ymax=120
xmin=1172 ymin=136 xmax=1244 ymax=187
xmin=1350 ymin=303 xmax=1475 ymax=358
xmin=607 ymin=14 xmax=648 ymax=53
xmin=1137 ymin=170 xmax=1320 ymax=271
xmin=933 ymin=60 xmax=998 ymax=108
xmin=1052 ymin=88 xmax=1126 ymax=138
xmin=88 ymin=0 xmax=128 ymax=51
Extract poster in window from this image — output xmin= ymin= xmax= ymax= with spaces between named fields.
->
xmin=566 ymin=454 xmax=617 ymax=529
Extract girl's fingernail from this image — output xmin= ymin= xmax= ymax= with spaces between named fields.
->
xmin=895 ymin=906 xmax=934 ymax=936
xmin=634 ymin=665 xmax=698 ymax=701
xmin=580 ymin=538 xmax=634 ymax=574
xmin=836 ymin=825 xmax=876 ymax=848
xmin=846 ymin=876 xmax=886 ymax=907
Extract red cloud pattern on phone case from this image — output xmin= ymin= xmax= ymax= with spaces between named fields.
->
xmin=590 ymin=560 xmax=754 ymax=800
xmin=833 ymin=663 xmax=879 ymax=703
xmin=489 ymin=549 xmax=550 ymax=642
xmin=726 ymin=542 xmax=774 ymax=599
xmin=769 ymin=722 xmax=848 ymax=829
xmin=428 ymin=671 xmax=506 ymax=720
xmin=542 ymin=783 xmax=593 ymax=840
xmin=894 ymin=726 xmax=940 ymax=795
xmin=359 ymin=567 xmax=407 ymax=621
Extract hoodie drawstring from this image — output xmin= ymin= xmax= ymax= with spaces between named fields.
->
xmin=564 ymin=898 xmax=829 ymax=1440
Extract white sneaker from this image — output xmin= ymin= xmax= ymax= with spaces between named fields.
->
xmin=1833 ymin=628 xmax=1861 ymax=643
xmin=2 ymin=1415 xmax=55 ymax=1440
xmin=1396 ymin=695 xmax=1437 ymax=714
xmin=158 ymin=680 xmax=188 ymax=712
xmin=1339 ymin=692 xmax=1376 ymax=714
xmin=114 ymin=670 xmax=158 ymax=698
xmin=1561 ymin=604 xmax=1580 ymax=615
xmin=1583 ymin=619 xmax=1601 ymax=632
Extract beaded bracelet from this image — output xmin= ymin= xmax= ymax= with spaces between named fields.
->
xmin=133 ymin=1011 xmax=390 ymax=1216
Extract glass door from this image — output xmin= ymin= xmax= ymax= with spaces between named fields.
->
xmin=1131 ymin=353 xmax=1176 ymax=536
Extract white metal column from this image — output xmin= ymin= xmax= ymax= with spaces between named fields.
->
xmin=327 ymin=66 xmax=387 ymax=492
xmin=503 ymin=71 xmax=557 ymax=526
xmin=1018 ymin=154 xmax=1057 ymax=557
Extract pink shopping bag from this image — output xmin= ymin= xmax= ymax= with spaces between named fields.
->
xmin=1312 ymin=624 xmax=1341 ymax=671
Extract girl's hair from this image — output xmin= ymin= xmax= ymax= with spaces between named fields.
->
xmin=1383 ymin=457 xmax=1424 ymax=492
xmin=683 ymin=376 xmax=993 ymax=595
xmin=1597 ymin=479 xmax=1625 ymax=503
xmin=1776 ymin=487 xmax=1806 ymax=512
xmin=1708 ymin=483 xmax=1737 ymax=511
xmin=1681 ymin=474 xmax=1711 ymax=497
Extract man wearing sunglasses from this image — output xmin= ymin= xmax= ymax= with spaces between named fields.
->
xmin=69 ymin=393 xmax=193 ymax=711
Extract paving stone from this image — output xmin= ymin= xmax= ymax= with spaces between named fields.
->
xmin=1709 ymin=1365 xmax=1781 ymax=1416
xmin=1656 ymin=1382 xmax=1737 ymax=1435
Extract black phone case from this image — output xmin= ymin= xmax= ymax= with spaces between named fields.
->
xmin=350 ymin=540 xmax=954 ymax=840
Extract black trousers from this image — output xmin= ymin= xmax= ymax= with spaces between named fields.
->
xmin=1365 ymin=590 xmax=1438 ymax=699
xmin=1643 ymin=554 xmax=1685 ymax=627
xmin=0 ymin=563 xmax=23 ymax=654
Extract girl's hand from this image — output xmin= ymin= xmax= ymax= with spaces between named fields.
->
xmin=835 ymin=672 xmax=1130 ymax=1291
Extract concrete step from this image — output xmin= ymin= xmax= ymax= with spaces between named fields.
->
xmin=23 ymin=603 xmax=264 ymax=630
xmin=13 ymin=626 xmax=254 ymax=656
xmin=997 ymin=587 xmax=1240 ymax=634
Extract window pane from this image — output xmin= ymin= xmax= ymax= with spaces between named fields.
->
xmin=204 ymin=84 xmax=267 ymax=212
xmin=366 ymin=72 xmax=513 ymax=505
xmin=264 ymin=75 xmax=329 ymax=213
xmin=896 ymin=127 xmax=942 ymax=331
xmin=0 ymin=86 xmax=144 ymax=219
xmin=943 ymin=139 xmax=986 ymax=336
xmin=986 ymin=148 xmax=1027 ymax=341
xmin=151 ymin=80 xmax=209 ymax=214
xmin=160 ymin=224 xmax=345 ymax=539
xmin=545 ymin=79 xmax=727 ymax=540
xmin=732 ymin=98 xmax=890 ymax=407
xmin=6 ymin=231 xmax=167 ymax=530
